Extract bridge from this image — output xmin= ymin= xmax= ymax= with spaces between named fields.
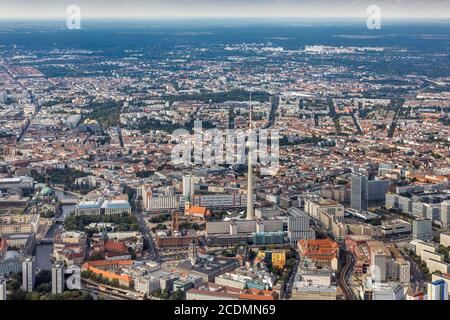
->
xmin=52 ymin=186 xmax=82 ymax=199
xmin=60 ymin=199 xmax=78 ymax=205
xmin=39 ymin=238 xmax=54 ymax=244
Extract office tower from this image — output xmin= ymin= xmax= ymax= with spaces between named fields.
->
xmin=367 ymin=179 xmax=390 ymax=202
xmin=351 ymin=174 xmax=368 ymax=212
xmin=428 ymin=280 xmax=449 ymax=300
xmin=351 ymin=173 xmax=389 ymax=212
xmin=182 ymin=175 xmax=195 ymax=201
xmin=22 ymin=256 xmax=35 ymax=292
xmin=371 ymin=250 xmax=386 ymax=283
xmin=246 ymin=95 xmax=254 ymax=221
xmin=425 ymin=204 xmax=441 ymax=221
xmin=441 ymin=202 xmax=450 ymax=228
xmin=287 ymin=208 xmax=315 ymax=243
xmin=0 ymin=276 xmax=6 ymax=300
xmin=52 ymin=261 xmax=65 ymax=294
xmin=412 ymin=219 xmax=432 ymax=241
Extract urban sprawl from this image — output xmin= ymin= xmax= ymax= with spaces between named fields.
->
xmin=0 ymin=33 xmax=449 ymax=302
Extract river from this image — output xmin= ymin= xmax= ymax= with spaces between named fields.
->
xmin=34 ymin=189 xmax=78 ymax=271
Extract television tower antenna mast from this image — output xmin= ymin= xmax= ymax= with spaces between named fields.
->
xmin=246 ymin=92 xmax=255 ymax=221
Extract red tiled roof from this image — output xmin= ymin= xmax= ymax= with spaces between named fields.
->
xmin=239 ymin=288 xmax=279 ymax=300
xmin=187 ymin=205 xmax=211 ymax=217
xmin=104 ymin=240 xmax=128 ymax=254
xmin=298 ymin=239 xmax=339 ymax=260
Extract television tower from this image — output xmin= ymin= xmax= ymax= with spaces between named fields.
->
xmin=246 ymin=93 xmax=255 ymax=221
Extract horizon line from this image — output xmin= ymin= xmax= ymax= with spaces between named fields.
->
xmin=1 ymin=16 xmax=450 ymax=21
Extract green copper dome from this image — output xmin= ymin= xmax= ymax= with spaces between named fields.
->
xmin=40 ymin=186 xmax=54 ymax=196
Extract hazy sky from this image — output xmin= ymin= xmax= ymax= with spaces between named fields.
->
xmin=1 ymin=0 xmax=450 ymax=18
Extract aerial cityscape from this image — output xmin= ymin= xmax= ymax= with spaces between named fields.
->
xmin=0 ymin=1 xmax=450 ymax=304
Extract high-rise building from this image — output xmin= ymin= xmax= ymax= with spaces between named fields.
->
xmin=431 ymin=274 xmax=450 ymax=298
xmin=412 ymin=219 xmax=432 ymax=241
xmin=287 ymin=208 xmax=315 ymax=243
xmin=182 ymin=175 xmax=195 ymax=201
xmin=425 ymin=204 xmax=441 ymax=221
xmin=52 ymin=261 xmax=65 ymax=294
xmin=441 ymin=202 xmax=450 ymax=228
xmin=351 ymin=173 xmax=389 ymax=212
xmin=428 ymin=280 xmax=449 ymax=300
xmin=351 ymin=174 xmax=368 ymax=212
xmin=371 ymin=250 xmax=386 ymax=283
xmin=367 ymin=179 xmax=390 ymax=202
xmin=0 ymin=276 xmax=6 ymax=300
xmin=22 ymin=256 xmax=35 ymax=292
